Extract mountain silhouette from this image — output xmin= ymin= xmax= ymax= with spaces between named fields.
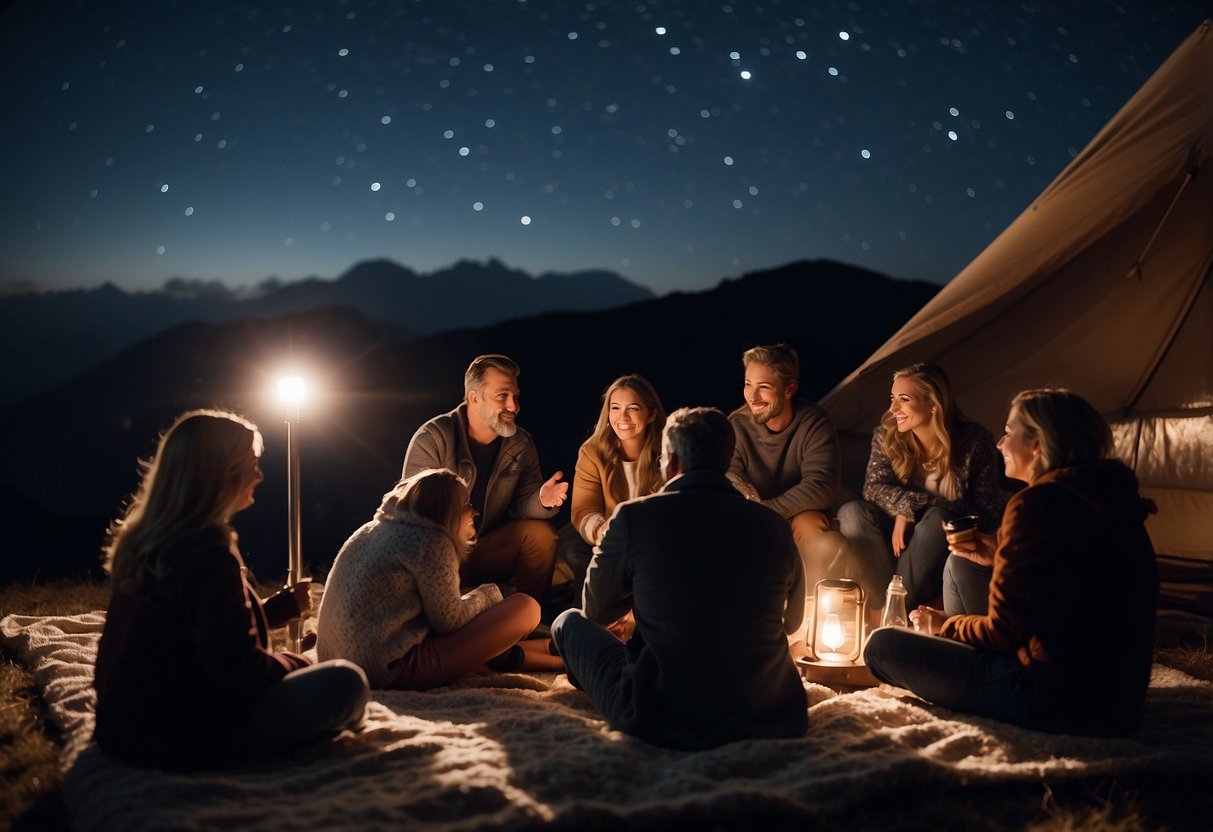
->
xmin=0 ymin=259 xmax=937 ymax=583
xmin=0 ymin=258 xmax=653 ymax=406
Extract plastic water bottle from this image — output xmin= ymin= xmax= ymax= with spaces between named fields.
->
xmin=880 ymin=575 xmax=909 ymax=628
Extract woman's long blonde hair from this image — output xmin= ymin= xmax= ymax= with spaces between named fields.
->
xmin=879 ymin=363 xmax=969 ymax=486
xmin=589 ymin=374 xmax=667 ymax=498
xmin=103 ymin=409 xmax=263 ymax=593
xmin=376 ymin=468 xmax=471 ymax=560
xmin=1011 ymin=388 xmax=1113 ymax=480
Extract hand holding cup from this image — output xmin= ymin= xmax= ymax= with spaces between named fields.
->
xmin=942 ymin=516 xmax=996 ymax=567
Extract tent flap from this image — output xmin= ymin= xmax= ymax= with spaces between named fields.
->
xmin=822 ymin=20 xmax=1213 ymax=564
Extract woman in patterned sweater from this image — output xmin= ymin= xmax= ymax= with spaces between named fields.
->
xmin=317 ymin=468 xmax=563 ymax=689
xmin=837 ymin=363 xmax=1003 ymax=613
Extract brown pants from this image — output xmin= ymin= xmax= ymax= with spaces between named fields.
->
xmin=790 ymin=510 xmax=850 ymax=598
xmin=463 ymin=518 xmax=558 ymax=601
xmin=390 ymin=594 xmax=541 ymax=690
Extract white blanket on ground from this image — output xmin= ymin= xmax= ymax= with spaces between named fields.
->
xmin=4 ymin=612 xmax=1212 ymax=831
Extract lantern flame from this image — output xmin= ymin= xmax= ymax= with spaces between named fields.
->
xmin=821 ymin=613 xmax=845 ymax=652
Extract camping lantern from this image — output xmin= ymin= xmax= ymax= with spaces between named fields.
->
xmin=807 ymin=579 xmax=865 ymax=662
xmin=797 ymin=578 xmax=878 ymax=688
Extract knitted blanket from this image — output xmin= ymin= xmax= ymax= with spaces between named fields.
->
xmin=4 ymin=612 xmax=1212 ymax=831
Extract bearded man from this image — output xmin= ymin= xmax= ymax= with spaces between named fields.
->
xmin=403 ymin=354 xmax=566 ymax=602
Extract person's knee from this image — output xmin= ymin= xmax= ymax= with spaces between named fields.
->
xmin=836 ymin=500 xmax=867 ymax=534
xmin=341 ymin=668 xmax=371 ymax=718
xmin=501 ymin=591 xmax=541 ymax=629
xmin=550 ymin=607 xmax=584 ymax=646
xmin=517 ymin=519 xmax=559 ymax=560
xmin=919 ymin=506 xmax=947 ymax=526
xmin=317 ymin=659 xmax=371 ymax=728
xmin=790 ymin=510 xmax=830 ymax=539
xmin=862 ymin=626 xmax=899 ymax=668
xmin=943 ymin=554 xmax=960 ymax=586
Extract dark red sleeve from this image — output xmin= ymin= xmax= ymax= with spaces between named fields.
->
xmin=181 ymin=543 xmax=309 ymax=694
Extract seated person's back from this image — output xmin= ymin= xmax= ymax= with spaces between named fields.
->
xmin=554 ymin=406 xmax=807 ymax=750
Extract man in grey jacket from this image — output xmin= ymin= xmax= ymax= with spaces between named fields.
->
xmin=728 ymin=343 xmax=849 ymax=609
xmin=403 ymin=354 xmax=567 ymax=602
xmin=551 ymin=407 xmax=807 ymax=750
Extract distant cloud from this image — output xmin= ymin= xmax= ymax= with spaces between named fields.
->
xmin=159 ymin=276 xmax=278 ymax=301
xmin=159 ymin=277 xmax=238 ymax=301
xmin=0 ymin=280 xmax=39 ymax=298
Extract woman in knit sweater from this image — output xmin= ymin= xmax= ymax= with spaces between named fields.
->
xmin=317 ymin=468 xmax=563 ymax=690
xmin=864 ymin=389 xmax=1158 ymax=737
xmin=557 ymin=375 xmax=667 ymax=610
xmin=837 ymin=363 xmax=1003 ymax=613
xmin=93 ymin=410 xmax=369 ymax=771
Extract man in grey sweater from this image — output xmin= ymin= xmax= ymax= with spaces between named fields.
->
xmin=728 ymin=343 xmax=849 ymax=611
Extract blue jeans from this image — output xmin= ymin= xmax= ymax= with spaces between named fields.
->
xmin=558 ymin=532 xmax=594 ymax=602
xmin=863 ymin=626 xmax=1037 ymax=728
xmin=248 ymin=659 xmax=370 ymax=754
xmin=837 ymin=501 xmax=950 ymax=610
xmin=550 ymin=608 xmax=629 ymax=723
xmin=943 ymin=554 xmax=992 ymax=615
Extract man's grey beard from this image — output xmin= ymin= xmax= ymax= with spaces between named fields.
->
xmin=489 ymin=412 xmax=517 ymax=437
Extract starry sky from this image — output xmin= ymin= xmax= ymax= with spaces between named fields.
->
xmin=1 ymin=1 xmax=1208 ymax=297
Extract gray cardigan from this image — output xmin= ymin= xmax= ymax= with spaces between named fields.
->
xmin=316 ymin=510 xmax=502 ymax=688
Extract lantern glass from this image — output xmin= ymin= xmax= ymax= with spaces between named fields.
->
xmin=806 ymin=578 xmax=865 ymax=663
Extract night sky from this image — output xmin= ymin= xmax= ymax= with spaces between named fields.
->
xmin=1 ymin=1 xmax=1208 ymax=296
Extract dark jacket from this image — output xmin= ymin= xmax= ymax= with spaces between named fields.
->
xmin=941 ymin=460 xmax=1158 ymax=736
xmin=93 ymin=527 xmax=308 ymax=770
xmin=584 ymin=470 xmax=808 ymax=749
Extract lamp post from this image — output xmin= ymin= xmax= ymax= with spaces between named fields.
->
xmin=277 ymin=375 xmax=307 ymax=652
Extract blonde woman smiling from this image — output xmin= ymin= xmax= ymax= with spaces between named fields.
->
xmin=837 ymin=363 xmax=1002 ymax=613
xmin=558 ymin=375 xmax=667 ymax=605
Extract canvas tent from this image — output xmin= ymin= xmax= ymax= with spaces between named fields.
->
xmin=821 ymin=20 xmax=1213 ymax=611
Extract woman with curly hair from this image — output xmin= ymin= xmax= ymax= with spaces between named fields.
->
xmin=837 ymin=363 xmax=1003 ymax=613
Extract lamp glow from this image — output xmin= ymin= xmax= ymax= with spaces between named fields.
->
xmin=821 ymin=613 xmax=845 ymax=653
xmin=277 ymin=376 xmax=307 ymax=404
xmin=797 ymin=578 xmax=877 ymax=688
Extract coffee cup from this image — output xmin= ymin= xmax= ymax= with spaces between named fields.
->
xmin=943 ymin=514 xmax=978 ymax=545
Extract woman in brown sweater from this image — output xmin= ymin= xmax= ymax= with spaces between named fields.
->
xmin=864 ymin=389 xmax=1158 ymax=737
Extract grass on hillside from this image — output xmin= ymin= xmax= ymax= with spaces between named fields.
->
xmin=1 ymin=579 xmax=110 ymax=832
xmin=2 ymin=579 xmax=1211 ymax=832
